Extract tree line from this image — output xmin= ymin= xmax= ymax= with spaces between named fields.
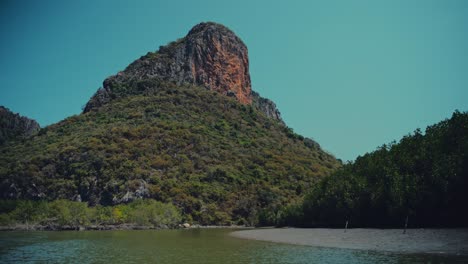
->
xmin=276 ymin=111 xmax=468 ymax=228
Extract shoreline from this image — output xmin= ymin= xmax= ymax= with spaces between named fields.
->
xmin=230 ymin=228 xmax=468 ymax=255
xmin=0 ymin=224 xmax=250 ymax=232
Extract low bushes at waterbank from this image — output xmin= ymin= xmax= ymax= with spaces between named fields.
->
xmin=0 ymin=199 xmax=181 ymax=230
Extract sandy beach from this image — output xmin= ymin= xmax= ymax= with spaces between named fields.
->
xmin=231 ymin=228 xmax=468 ymax=255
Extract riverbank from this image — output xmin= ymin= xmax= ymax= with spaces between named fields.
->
xmin=231 ymin=228 xmax=468 ymax=255
xmin=0 ymin=223 xmax=249 ymax=231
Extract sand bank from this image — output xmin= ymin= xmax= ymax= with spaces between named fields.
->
xmin=231 ymin=228 xmax=468 ymax=255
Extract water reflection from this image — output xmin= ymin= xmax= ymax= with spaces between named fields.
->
xmin=0 ymin=229 xmax=466 ymax=264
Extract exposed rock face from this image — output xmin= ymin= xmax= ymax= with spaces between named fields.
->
xmin=252 ymin=91 xmax=283 ymax=123
xmin=187 ymin=23 xmax=252 ymax=104
xmin=84 ymin=22 xmax=252 ymax=112
xmin=0 ymin=106 xmax=40 ymax=145
xmin=112 ymin=180 xmax=150 ymax=204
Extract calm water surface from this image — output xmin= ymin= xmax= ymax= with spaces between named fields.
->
xmin=0 ymin=229 xmax=466 ymax=263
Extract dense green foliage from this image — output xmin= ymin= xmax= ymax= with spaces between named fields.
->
xmin=0 ymin=80 xmax=339 ymax=226
xmin=279 ymin=111 xmax=468 ymax=228
xmin=0 ymin=199 xmax=181 ymax=229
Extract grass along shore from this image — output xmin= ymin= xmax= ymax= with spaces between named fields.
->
xmin=0 ymin=199 xmax=182 ymax=230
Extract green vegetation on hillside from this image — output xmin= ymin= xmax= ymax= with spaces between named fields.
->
xmin=279 ymin=111 xmax=468 ymax=228
xmin=0 ymin=80 xmax=339 ymax=226
xmin=0 ymin=199 xmax=181 ymax=229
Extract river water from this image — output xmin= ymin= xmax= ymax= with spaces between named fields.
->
xmin=0 ymin=229 xmax=466 ymax=263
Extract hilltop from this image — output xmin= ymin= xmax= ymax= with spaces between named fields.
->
xmin=0 ymin=22 xmax=339 ymax=225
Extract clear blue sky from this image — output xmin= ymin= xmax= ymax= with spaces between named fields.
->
xmin=1 ymin=0 xmax=467 ymax=161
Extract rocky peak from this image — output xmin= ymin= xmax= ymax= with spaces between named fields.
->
xmin=0 ymin=106 xmax=40 ymax=145
xmin=84 ymin=22 xmax=252 ymax=111
xmin=83 ymin=22 xmax=284 ymax=122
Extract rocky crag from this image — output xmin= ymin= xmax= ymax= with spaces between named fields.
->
xmin=0 ymin=106 xmax=40 ymax=145
xmin=84 ymin=22 xmax=282 ymax=122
